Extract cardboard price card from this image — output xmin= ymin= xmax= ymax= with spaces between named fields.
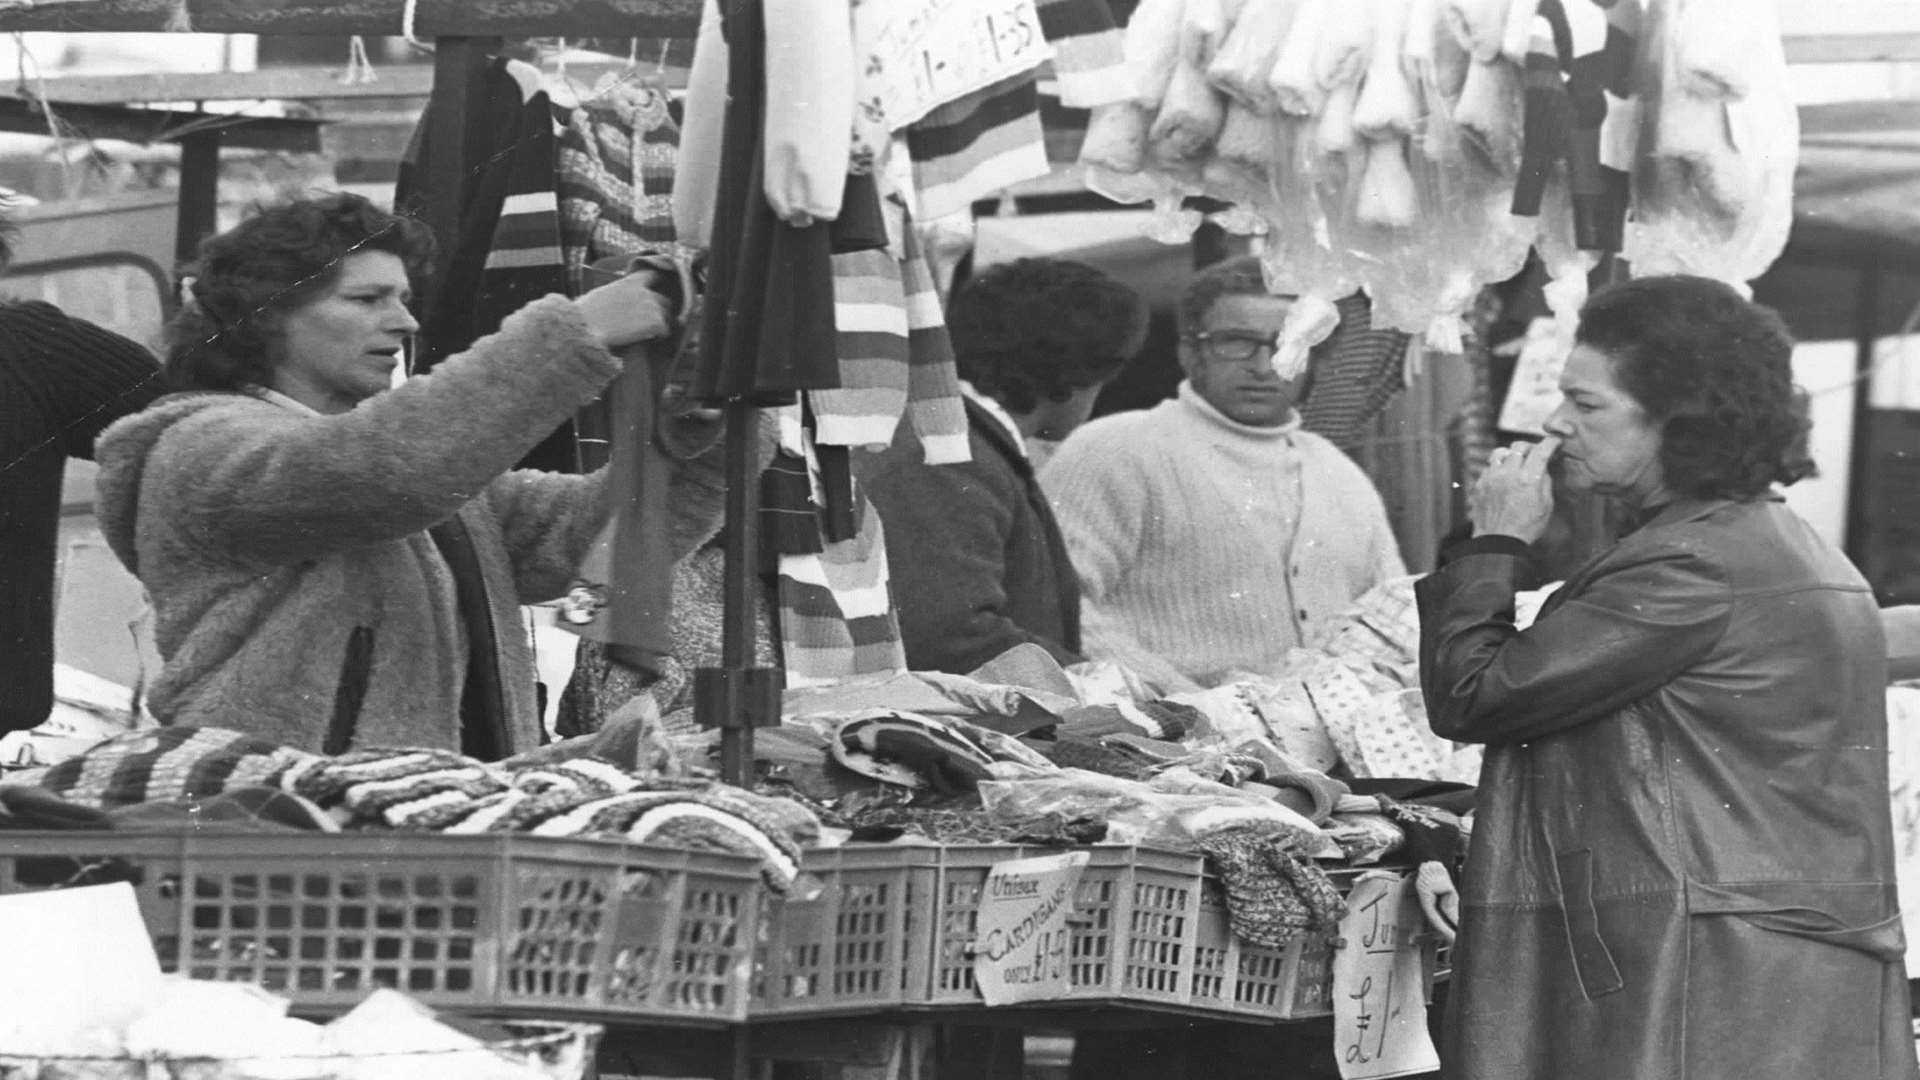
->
xmin=1332 ymin=870 xmax=1441 ymax=1080
xmin=867 ymin=0 xmax=1055 ymax=129
xmin=970 ymin=850 xmax=1090 ymax=1005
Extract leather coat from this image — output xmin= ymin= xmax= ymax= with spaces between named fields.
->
xmin=1417 ymin=496 xmax=1917 ymax=1080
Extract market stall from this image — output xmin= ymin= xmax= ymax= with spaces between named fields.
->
xmin=0 ymin=1 xmax=1907 ymax=1079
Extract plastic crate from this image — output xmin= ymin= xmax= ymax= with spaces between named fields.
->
xmin=751 ymin=845 xmax=939 ymax=1017
xmin=0 ymin=831 xmax=764 ymax=1025
xmin=916 ymin=846 xmax=1435 ymax=1020
xmin=1189 ymin=869 xmax=1356 ymax=1020
xmin=920 ymin=845 xmax=1212 ymax=1012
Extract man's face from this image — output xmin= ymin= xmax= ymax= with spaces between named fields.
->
xmin=1180 ymin=292 xmax=1300 ymax=428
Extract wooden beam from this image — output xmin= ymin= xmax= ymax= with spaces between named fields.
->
xmin=0 ymin=96 xmax=325 ymax=151
xmin=8 ymin=64 xmax=439 ymax=105
xmin=11 ymin=58 xmax=692 ymax=107
xmin=1799 ymin=98 xmax=1920 ymax=136
xmin=0 ymin=0 xmax=699 ymax=37
xmin=1784 ymin=33 xmax=1920 ymax=64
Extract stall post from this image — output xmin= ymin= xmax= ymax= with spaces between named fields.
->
xmin=696 ymin=398 xmax=781 ymax=788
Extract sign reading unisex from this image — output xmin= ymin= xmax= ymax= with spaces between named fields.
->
xmin=970 ymin=850 xmax=1090 ymax=1005
xmin=1332 ymin=870 xmax=1440 ymax=1080
xmin=864 ymin=0 xmax=1054 ymax=128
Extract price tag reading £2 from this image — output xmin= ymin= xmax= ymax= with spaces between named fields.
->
xmin=970 ymin=850 xmax=1090 ymax=1005
xmin=1332 ymin=870 xmax=1440 ymax=1080
xmin=870 ymin=0 xmax=1055 ymax=129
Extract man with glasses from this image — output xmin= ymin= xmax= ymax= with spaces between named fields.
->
xmin=1040 ymin=255 xmax=1405 ymax=692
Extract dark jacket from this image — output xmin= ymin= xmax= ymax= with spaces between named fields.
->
xmin=858 ymin=397 xmax=1081 ymax=675
xmin=1418 ymin=497 xmax=1916 ymax=1080
xmin=0 ymin=302 xmax=161 ymax=733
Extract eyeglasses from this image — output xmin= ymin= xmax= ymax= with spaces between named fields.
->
xmin=1188 ymin=330 xmax=1282 ymax=366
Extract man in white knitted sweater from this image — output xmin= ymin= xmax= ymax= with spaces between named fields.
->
xmin=1039 ymin=257 xmax=1406 ymax=692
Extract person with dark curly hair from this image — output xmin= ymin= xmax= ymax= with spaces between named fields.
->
xmin=857 ymin=257 xmax=1146 ymax=674
xmin=1419 ymin=274 xmax=1915 ymax=1080
xmin=0 ymin=196 xmax=163 ymax=736
xmin=92 ymin=192 xmax=728 ymax=758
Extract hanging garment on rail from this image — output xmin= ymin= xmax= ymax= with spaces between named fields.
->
xmin=396 ymin=57 xmax=577 ymax=472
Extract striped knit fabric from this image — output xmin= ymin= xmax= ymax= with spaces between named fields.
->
xmin=1034 ymin=0 xmax=1131 ymax=108
xmin=482 ymin=60 xmax=567 ymax=280
xmin=900 ymin=221 xmax=970 ymax=463
xmin=809 ymin=206 xmax=969 ymax=462
xmin=906 ymin=75 xmax=1053 ymax=221
xmin=1297 ymin=293 xmax=1413 ymax=452
xmin=899 ymin=0 xmax=1124 ymax=219
xmin=556 ymin=79 xmax=682 ymax=289
xmin=779 ymin=492 xmax=909 ymax=687
xmin=812 ymin=246 xmax=911 ymax=449
xmin=22 ymin=727 xmax=319 ymax=810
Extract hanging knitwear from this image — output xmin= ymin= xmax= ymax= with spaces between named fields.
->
xmin=906 ymin=74 xmax=1053 ymax=221
xmin=555 ymin=256 xmax=689 ymax=680
xmin=1033 ymin=0 xmax=1131 ymax=108
xmin=1592 ymin=0 xmax=1639 ymax=254
xmin=1297 ymin=292 xmax=1413 ymax=451
xmin=692 ymin=0 xmax=841 ymax=403
xmin=1510 ymin=0 xmax=1613 ymax=251
xmin=396 ymin=57 xmax=577 ymax=472
xmin=556 ymin=79 xmax=682 ymax=291
xmin=808 ymin=201 xmax=969 ymax=463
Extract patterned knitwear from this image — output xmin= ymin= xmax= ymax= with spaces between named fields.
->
xmin=19 ymin=727 xmax=319 ymax=810
xmin=1192 ymin=819 xmax=1349 ymax=948
xmin=10 ymin=729 xmax=819 ymax=893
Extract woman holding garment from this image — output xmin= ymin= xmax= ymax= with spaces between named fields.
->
xmin=94 ymin=193 xmax=730 ymax=758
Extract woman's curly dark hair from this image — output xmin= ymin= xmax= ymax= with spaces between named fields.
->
xmin=165 ymin=191 xmax=435 ymax=392
xmin=1576 ymin=274 xmax=1814 ymax=501
xmin=948 ymin=257 xmax=1148 ymax=415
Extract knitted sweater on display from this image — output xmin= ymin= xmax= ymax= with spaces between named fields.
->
xmin=1039 ymin=383 xmax=1406 ymax=685
xmin=0 ymin=301 xmax=162 ymax=733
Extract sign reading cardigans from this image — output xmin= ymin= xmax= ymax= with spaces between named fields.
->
xmin=0 ymin=301 xmax=162 ymax=733
xmin=858 ymin=394 xmax=1082 ymax=675
xmin=1040 ymin=383 xmax=1405 ymax=686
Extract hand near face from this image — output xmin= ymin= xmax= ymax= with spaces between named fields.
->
xmin=574 ymin=271 xmax=676 ymax=349
xmin=1470 ymin=436 xmax=1561 ymax=543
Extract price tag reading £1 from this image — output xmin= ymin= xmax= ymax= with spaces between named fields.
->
xmin=1332 ymin=870 xmax=1440 ymax=1080
xmin=869 ymin=0 xmax=1055 ymax=129
xmin=970 ymin=850 xmax=1089 ymax=1005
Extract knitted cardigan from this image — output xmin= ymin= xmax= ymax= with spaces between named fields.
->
xmin=0 ymin=301 xmax=163 ymax=733
xmin=93 ymin=296 xmax=727 ymax=755
xmin=1039 ymin=383 xmax=1406 ymax=687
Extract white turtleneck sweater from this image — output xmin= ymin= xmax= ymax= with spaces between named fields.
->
xmin=1039 ymin=382 xmax=1406 ymax=688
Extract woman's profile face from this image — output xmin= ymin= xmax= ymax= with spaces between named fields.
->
xmin=266 ymin=250 xmax=418 ymax=414
xmin=1543 ymin=343 xmax=1668 ymax=504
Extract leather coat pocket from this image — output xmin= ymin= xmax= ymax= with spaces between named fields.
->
xmin=1555 ymin=848 xmax=1626 ymax=999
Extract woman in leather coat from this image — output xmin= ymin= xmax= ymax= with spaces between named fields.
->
xmin=1419 ymin=275 xmax=1917 ymax=1080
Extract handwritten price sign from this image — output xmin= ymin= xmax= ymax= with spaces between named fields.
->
xmin=869 ymin=0 xmax=1055 ymax=128
xmin=970 ymin=850 xmax=1089 ymax=1006
xmin=1332 ymin=871 xmax=1440 ymax=1080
